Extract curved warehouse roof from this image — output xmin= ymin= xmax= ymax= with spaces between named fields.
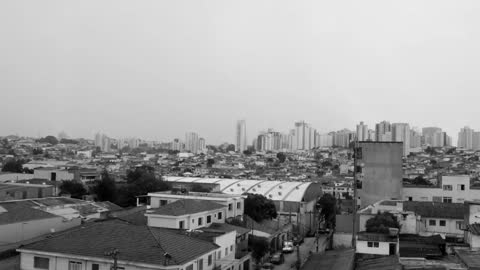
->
xmin=166 ymin=177 xmax=322 ymax=203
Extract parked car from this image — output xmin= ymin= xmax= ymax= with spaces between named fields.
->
xmin=270 ymin=252 xmax=285 ymax=265
xmin=282 ymin=241 xmax=294 ymax=253
xmin=261 ymin=263 xmax=275 ymax=269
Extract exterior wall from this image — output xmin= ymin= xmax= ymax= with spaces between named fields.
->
xmin=465 ymin=203 xmax=480 ymax=224
xmin=403 ymin=176 xmax=476 ymax=203
xmin=356 ymin=240 xmax=395 ymax=256
xmin=147 ymin=209 xmax=226 ymax=230
xmin=149 ymin=194 xmax=243 ymax=219
xmin=333 ymin=232 xmax=353 ymax=249
xmin=421 ymin=218 xmax=463 ymax=237
xmin=0 ymin=173 xmax=34 ymax=183
xmin=466 ymin=232 xmax=480 ymax=249
xmin=20 ymin=250 xmax=219 ymax=270
xmin=0 ymin=185 xmax=54 ymax=201
xmin=214 ymin=231 xmax=237 ymax=262
xmin=357 ymin=142 xmax=403 ymax=208
xmin=34 ymin=169 xmax=74 ymax=181
xmin=1 ymin=217 xmax=81 ymax=244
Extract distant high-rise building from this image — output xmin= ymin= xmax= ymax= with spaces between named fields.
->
xmin=367 ymin=129 xmax=376 ymax=141
xmin=458 ymin=126 xmax=474 ymax=149
xmin=375 ymin=121 xmax=392 ymax=141
xmin=236 ymin=120 xmax=247 ymax=153
xmin=170 ymin=138 xmax=183 ymax=151
xmin=356 ymin=121 xmax=368 ymax=141
xmin=185 ymin=132 xmax=200 ymax=154
xmin=422 ymin=127 xmax=442 ymax=146
xmin=199 ymin=138 xmax=206 ymax=152
xmin=95 ymin=132 xmax=102 ymax=147
xmin=295 ymin=121 xmax=309 ymax=150
xmin=410 ymin=129 xmax=422 ymax=148
xmin=392 ymin=123 xmax=410 ymax=156
xmin=317 ymin=134 xmax=333 ymax=148
xmin=334 ymin=129 xmax=354 ymax=148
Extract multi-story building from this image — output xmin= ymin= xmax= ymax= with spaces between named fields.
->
xmin=199 ymin=138 xmax=206 ymax=153
xmin=317 ymin=134 xmax=333 ymax=148
xmin=236 ymin=120 xmax=247 ymax=153
xmin=375 ymin=121 xmax=391 ymax=142
xmin=185 ymin=132 xmax=200 ymax=154
xmin=458 ymin=126 xmax=474 ymax=150
xmin=392 ymin=123 xmax=410 ymax=156
xmin=356 ymin=121 xmax=368 ymax=141
xmin=422 ymin=127 xmax=442 ymax=146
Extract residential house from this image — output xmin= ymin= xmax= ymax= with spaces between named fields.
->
xmin=356 ymin=232 xmax=399 ymax=256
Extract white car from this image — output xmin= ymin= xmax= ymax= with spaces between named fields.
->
xmin=282 ymin=241 xmax=294 ymax=253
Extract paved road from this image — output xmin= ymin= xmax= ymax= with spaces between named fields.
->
xmin=274 ymin=236 xmax=328 ymax=270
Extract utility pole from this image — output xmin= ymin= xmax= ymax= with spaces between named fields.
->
xmin=105 ymin=248 xmax=119 ymax=270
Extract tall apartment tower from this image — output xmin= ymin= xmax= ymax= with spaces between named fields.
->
xmin=295 ymin=121 xmax=309 ymax=150
xmin=375 ymin=121 xmax=392 ymax=141
xmin=185 ymin=132 xmax=199 ymax=154
xmin=422 ymin=127 xmax=442 ymax=146
xmin=458 ymin=126 xmax=474 ymax=150
xmin=392 ymin=123 xmax=410 ymax=156
xmin=356 ymin=121 xmax=369 ymax=141
xmin=236 ymin=120 xmax=247 ymax=153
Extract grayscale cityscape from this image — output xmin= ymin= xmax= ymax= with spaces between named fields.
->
xmin=1 ymin=1 xmax=480 ymax=270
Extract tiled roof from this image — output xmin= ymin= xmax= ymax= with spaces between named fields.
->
xmin=403 ymin=201 xmax=463 ymax=219
xmin=467 ymin=223 xmax=480 ymax=235
xmin=0 ymin=201 xmax=58 ymax=225
xmin=207 ymin=223 xmax=251 ymax=236
xmin=357 ymin=232 xmax=397 ymax=242
xmin=19 ymin=220 xmax=218 ymax=266
xmin=149 ymin=199 xmax=225 ymax=216
xmin=302 ymin=249 xmax=354 ymax=270
xmin=356 ymin=256 xmax=402 ymax=270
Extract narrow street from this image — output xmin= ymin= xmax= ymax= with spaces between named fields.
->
xmin=274 ymin=236 xmax=328 ymax=270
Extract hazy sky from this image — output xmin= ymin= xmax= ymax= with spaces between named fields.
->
xmin=1 ymin=1 xmax=480 ymax=144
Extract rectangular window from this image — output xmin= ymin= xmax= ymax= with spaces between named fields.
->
xmin=458 ymin=184 xmax=465 ymax=191
xmin=208 ymin=254 xmax=213 ymax=266
xmin=367 ymin=242 xmax=373 ymax=247
xmin=228 ymin=204 xmax=233 ymax=211
xmin=160 ymin=200 xmax=168 ymax=206
xmin=207 ymin=215 xmax=212 ymax=223
xmin=237 ymin=202 xmax=241 ymax=209
xmin=457 ymin=221 xmax=464 ymax=230
xmin=373 ymin=242 xmax=379 ymax=248
xmin=225 ymin=247 xmax=228 ymax=256
xmin=443 ymin=197 xmax=452 ymax=203
xmin=198 ymin=259 xmax=204 ymax=270
xmin=432 ymin=196 xmax=442 ymax=202
xmin=218 ymin=251 xmax=221 ymax=259
xmin=439 ymin=220 xmax=446 ymax=227
xmin=69 ymin=261 xmax=82 ymax=270
xmin=179 ymin=221 xmax=185 ymax=229
xmin=218 ymin=212 xmax=223 ymax=220
xmin=92 ymin=264 xmax=99 ymax=270
xmin=443 ymin=185 xmax=452 ymax=191
xmin=429 ymin=220 xmax=436 ymax=226
xmin=34 ymin=257 xmax=50 ymax=269
xmin=186 ymin=264 xmax=194 ymax=270
xmin=198 ymin=217 xmax=203 ymax=226
xmin=230 ymin=245 xmax=234 ymax=251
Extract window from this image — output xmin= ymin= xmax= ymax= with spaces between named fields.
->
xmin=443 ymin=185 xmax=453 ymax=191
xmin=429 ymin=220 xmax=436 ymax=226
xmin=179 ymin=221 xmax=185 ymax=229
xmin=225 ymin=247 xmax=228 ymax=256
xmin=230 ymin=245 xmax=234 ymax=251
xmin=186 ymin=264 xmax=194 ymax=270
xmin=34 ymin=257 xmax=49 ymax=269
xmin=237 ymin=202 xmax=241 ymax=209
xmin=92 ymin=264 xmax=99 ymax=270
xmin=367 ymin=242 xmax=372 ymax=247
xmin=218 ymin=212 xmax=223 ymax=220
xmin=218 ymin=251 xmax=221 ymax=259
xmin=69 ymin=261 xmax=82 ymax=270
xmin=367 ymin=242 xmax=379 ymax=248
xmin=443 ymin=197 xmax=452 ymax=203
xmin=198 ymin=259 xmax=204 ymax=270
xmin=160 ymin=200 xmax=168 ymax=206
xmin=373 ymin=242 xmax=379 ymax=248
xmin=192 ymin=219 xmax=195 ymax=224
xmin=458 ymin=184 xmax=465 ymax=191
xmin=208 ymin=254 xmax=213 ymax=266
xmin=439 ymin=220 xmax=446 ymax=227
xmin=198 ymin=217 xmax=203 ymax=226
xmin=207 ymin=215 xmax=212 ymax=224
xmin=408 ymin=197 xmax=413 ymax=201
xmin=228 ymin=204 xmax=233 ymax=211
xmin=457 ymin=221 xmax=464 ymax=230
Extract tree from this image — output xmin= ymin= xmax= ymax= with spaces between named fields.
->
xmin=59 ymin=138 xmax=79 ymax=144
xmin=32 ymin=148 xmax=43 ymax=155
xmin=91 ymin=171 xmax=117 ymax=202
xmin=316 ymin=194 xmax=337 ymax=229
xmin=243 ymin=149 xmax=253 ymax=156
xmin=37 ymin=135 xmax=59 ymax=145
xmin=249 ymin=236 xmax=269 ymax=268
xmin=365 ymin=212 xmax=401 ymax=234
xmin=59 ymin=181 xmax=87 ymax=199
xmin=321 ymin=160 xmax=333 ymax=168
xmin=226 ymin=144 xmax=235 ymax=152
xmin=413 ymin=176 xmax=431 ymax=186
xmin=206 ymin=158 xmax=215 ymax=168
xmin=244 ymin=194 xmax=277 ymax=222
xmin=116 ymin=166 xmax=170 ymax=207
xmin=276 ymin=152 xmax=286 ymax=163
xmin=2 ymin=159 xmax=26 ymax=173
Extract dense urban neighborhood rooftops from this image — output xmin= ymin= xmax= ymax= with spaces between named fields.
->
xmin=148 ymin=199 xmax=225 ymax=216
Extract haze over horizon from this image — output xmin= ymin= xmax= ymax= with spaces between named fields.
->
xmin=2 ymin=0 xmax=480 ymax=144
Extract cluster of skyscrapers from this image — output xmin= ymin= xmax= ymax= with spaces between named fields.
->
xmin=168 ymin=132 xmax=206 ymax=154
xmin=457 ymin=126 xmax=480 ymax=150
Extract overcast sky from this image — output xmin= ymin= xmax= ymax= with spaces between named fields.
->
xmin=1 ymin=1 xmax=480 ymax=144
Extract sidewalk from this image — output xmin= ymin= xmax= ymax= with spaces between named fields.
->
xmin=274 ymin=236 xmax=328 ymax=270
